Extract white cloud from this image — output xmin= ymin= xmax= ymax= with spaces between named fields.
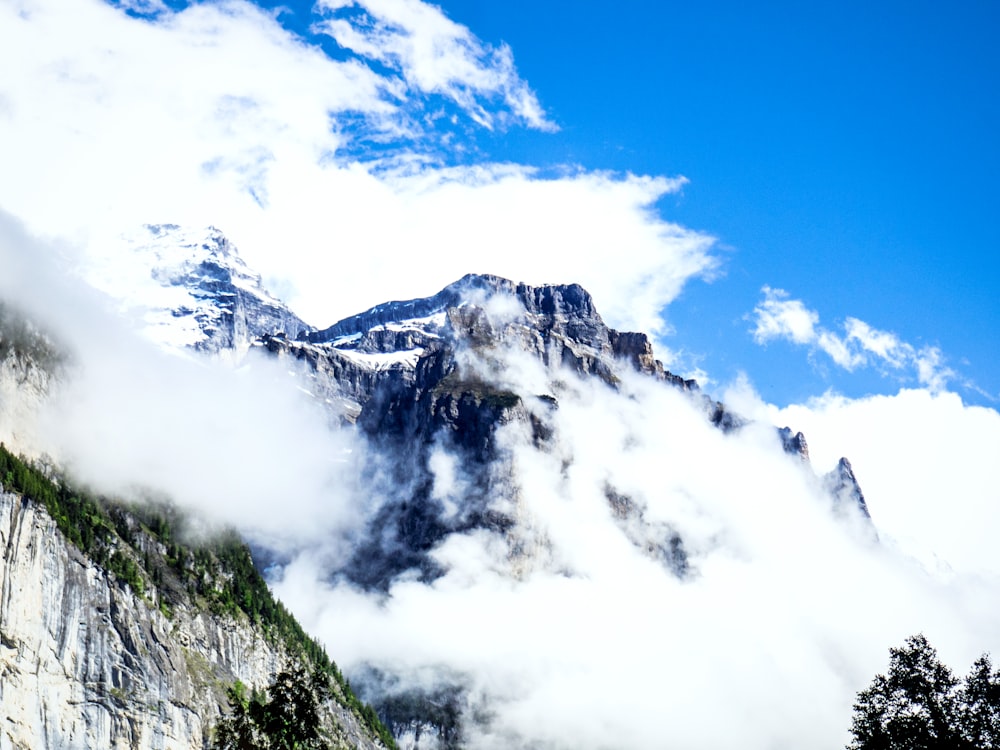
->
xmin=771 ymin=388 xmax=1000 ymax=581
xmin=750 ymin=287 xmax=954 ymax=389
xmin=844 ymin=317 xmax=906 ymax=366
xmin=0 ymin=212 xmax=366 ymax=548
xmin=751 ymin=285 xmax=821 ymax=346
xmin=15 ymin=3 xmax=997 ymax=747
xmin=272 ymin=348 xmax=1000 ymax=749
xmin=0 ymin=0 xmax=713 ymax=339
xmin=314 ymin=0 xmax=554 ymax=131
xmin=0 ymin=0 xmax=390 ymax=237
xmin=912 ymin=346 xmax=956 ymax=393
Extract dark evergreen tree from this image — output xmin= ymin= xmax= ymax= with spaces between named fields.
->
xmin=848 ymin=634 xmax=1000 ymax=750
xmin=213 ymin=681 xmax=265 ymax=750
xmin=213 ymin=666 xmax=332 ymax=750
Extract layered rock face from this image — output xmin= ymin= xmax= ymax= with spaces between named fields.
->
xmin=259 ymin=274 xmax=707 ymax=588
xmin=0 ymin=491 xmax=384 ymax=750
xmin=262 ymin=272 xmax=869 ymax=593
xmin=1 ymin=490 xmax=265 ymax=749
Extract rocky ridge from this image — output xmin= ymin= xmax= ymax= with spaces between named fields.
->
xmin=257 ymin=271 xmax=870 ymax=590
xmin=265 ymin=267 xmax=873 ymax=745
xmin=87 ymin=232 xmax=868 ymax=592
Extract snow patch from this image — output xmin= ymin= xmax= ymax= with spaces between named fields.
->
xmin=78 ymin=224 xmax=289 ymax=353
xmin=334 ymin=348 xmax=424 ymax=370
xmin=331 ymin=332 xmax=363 ymax=347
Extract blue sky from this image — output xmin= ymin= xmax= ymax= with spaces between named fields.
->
xmin=4 ymin=0 xmax=998 ymax=407
xmin=249 ymin=0 xmax=999 ymax=405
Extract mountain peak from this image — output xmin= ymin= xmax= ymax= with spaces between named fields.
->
xmin=140 ymin=224 xmax=252 ymax=285
xmin=85 ymin=224 xmax=310 ymax=355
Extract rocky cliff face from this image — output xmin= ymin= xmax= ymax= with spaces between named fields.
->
xmin=257 ymin=272 xmax=869 ymax=595
xmin=256 ymin=274 xmax=704 ymax=589
xmin=1 ymin=485 xmax=275 ymax=749
xmin=0 ymin=489 xmax=385 ymax=750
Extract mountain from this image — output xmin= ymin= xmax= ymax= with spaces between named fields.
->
xmin=259 ymin=272 xmax=870 ymax=588
xmin=0 ymin=254 xmax=392 ymax=748
xmin=112 ymin=231 xmax=868 ymax=746
xmin=82 ymin=224 xmax=311 ymax=356
xmin=2 ymin=227 xmax=874 ymax=749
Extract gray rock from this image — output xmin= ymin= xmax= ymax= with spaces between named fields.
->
xmin=823 ymin=456 xmax=872 ymax=520
xmin=0 ymin=491 xmax=387 ymax=750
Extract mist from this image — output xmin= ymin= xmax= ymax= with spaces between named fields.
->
xmin=269 ymin=318 xmax=1000 ymax=749
xmin=0 ymin=212 xmax=365 ymax=550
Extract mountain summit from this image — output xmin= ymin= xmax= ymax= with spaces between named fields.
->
xmin=84 ymin=224 xmax=310 ymax=355
xmin=2 ymin=225 xmax=876 ymax=750
xmin=89 ymin=225 xmax=868 ymax=592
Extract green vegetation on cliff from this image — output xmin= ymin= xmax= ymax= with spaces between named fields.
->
xmin=0 ymin=442 xmax=395 ymax=749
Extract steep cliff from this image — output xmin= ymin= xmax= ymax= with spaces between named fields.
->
xmin=0 ymin=466 xmax=389 ymax=750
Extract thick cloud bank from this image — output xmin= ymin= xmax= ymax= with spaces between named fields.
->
xmin=272 ymin=337 xmax=1000 ymax=749
xmin=0 ymin=0 xmax=714 ymax=340
xmin=0 ymin=213 xmax=364 ymax=548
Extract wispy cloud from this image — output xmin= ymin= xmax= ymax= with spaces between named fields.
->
xmin=0 ymin=0 xmax=713 ymax=338
xmin=314 ymin=0 xmax=555 ymax=133
xmin=751 ymin=286 xmax=955 ymax=390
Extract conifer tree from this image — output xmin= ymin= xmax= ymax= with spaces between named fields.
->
xmin=213 ymin=666 xmax=331 ymax=750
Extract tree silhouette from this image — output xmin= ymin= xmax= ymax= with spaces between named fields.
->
xmin=848 ymin=634 xmax=1000 ymax=750
xmin=960 ymin=655 xmax=1000 ymax=748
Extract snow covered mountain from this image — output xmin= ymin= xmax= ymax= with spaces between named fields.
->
xmin=83 ymin=224 xmax=310 ymax=356
xmin=5 ymin=225 xmax=878 ymax=749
